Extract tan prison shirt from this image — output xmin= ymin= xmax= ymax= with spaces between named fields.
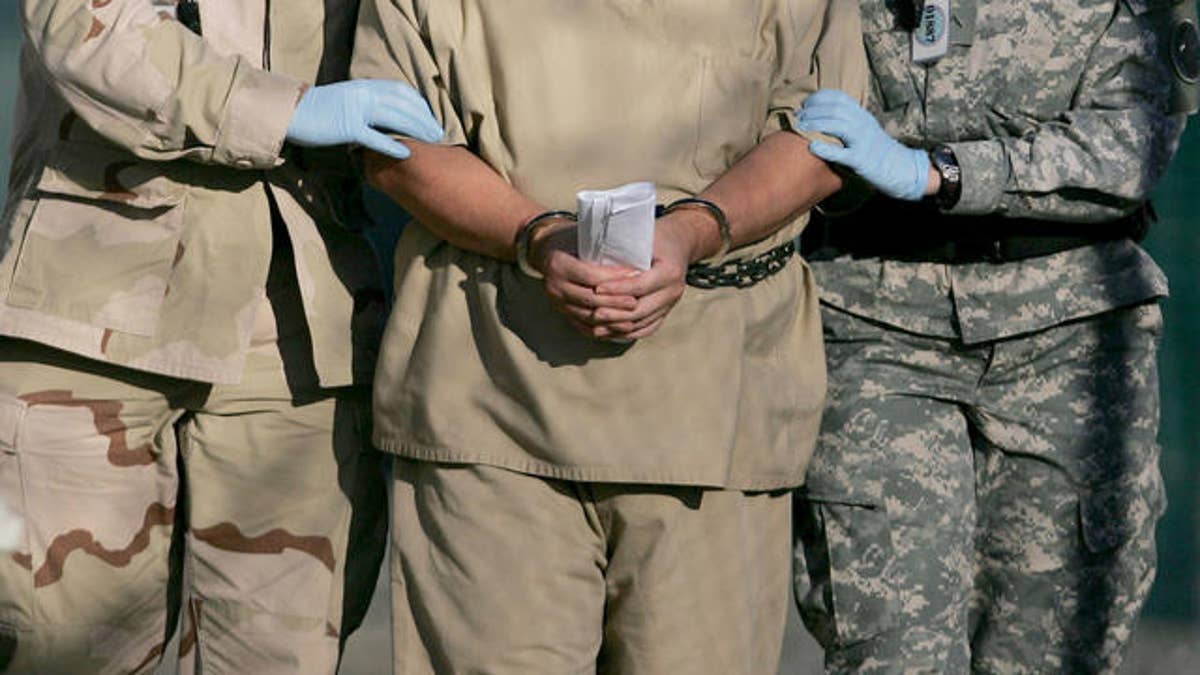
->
xmin=353 ymin=0 xmax=868 ymax=490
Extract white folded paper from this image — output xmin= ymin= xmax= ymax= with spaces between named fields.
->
xmin=576 ymin=181 xmax=656 ymax=270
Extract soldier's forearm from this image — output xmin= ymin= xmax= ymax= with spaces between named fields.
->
xmin=23 ymin=0 xmax=303 ymax=168
xmin=942 ymin=109 xmax=1183 ymax=222
xmin=940 ymin=0 xmax=1186 ymax=222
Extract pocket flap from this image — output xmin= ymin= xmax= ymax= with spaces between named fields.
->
xmin=801 ymin=487 xmax=879 ymax=509
xmin=37 ymin=142 xmax=186 ymax=210
xmin=1079 ymin=469 xmax=1164 ymax=553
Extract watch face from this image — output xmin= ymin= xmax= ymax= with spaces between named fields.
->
xmin=1173 ymin=20 xmax=1200 ymax=83
xmin=930 ymin=147 xmax=961 ymax=209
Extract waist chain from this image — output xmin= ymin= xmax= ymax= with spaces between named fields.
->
xmin=686 ymin=241 xmax=796 ymax=289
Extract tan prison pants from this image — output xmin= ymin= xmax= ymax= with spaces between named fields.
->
xmin=0 ymin=303 xmax=385 ymax=673
xmin=390 ymin=459 xmax=791 ymax=675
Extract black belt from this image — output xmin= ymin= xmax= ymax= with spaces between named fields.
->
xmin=686 ymin=241 xmax=796 ymax=289
xmin=801 ymin=198 xmax=1151 ymax=264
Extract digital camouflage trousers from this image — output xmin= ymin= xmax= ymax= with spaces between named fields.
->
xmin=794 ymin=302 xmax=1165 ymax=674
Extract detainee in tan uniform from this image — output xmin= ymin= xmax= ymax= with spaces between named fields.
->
xmin=0 ymin=1 xmax=441 ymax=672
xmin=353 ymin=1 xmax=868 ymax=672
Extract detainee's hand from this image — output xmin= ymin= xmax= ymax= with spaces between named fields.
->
xmin=529 ymin=224 xmax=640 ymax=337
xmin=797 ymin=89 xmax=932 ymax=201
xmin=588 ymin=211 xmax=705 ymax=340
xmin=286 ymin=80 xmax=444 ymax=159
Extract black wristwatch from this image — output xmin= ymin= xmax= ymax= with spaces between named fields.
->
xmin=928 ymin=145 xmax=962 ymax=210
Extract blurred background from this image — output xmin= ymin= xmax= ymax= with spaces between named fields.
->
xmin=0 ymin=5 xmax=1197 ymax=674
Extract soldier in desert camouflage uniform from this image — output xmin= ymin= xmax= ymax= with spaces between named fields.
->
xmin=792 ymin=0 xmax=1197 ymax=672
xmin=0 ymin=1 xmax=441 ymax=673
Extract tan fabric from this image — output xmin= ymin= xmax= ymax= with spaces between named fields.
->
xmin=0 ymin=332 xmax=385 ymax=673
xmin=0 ymin=0 xmax=382 ymax=386
xmin=390 ymin=460 xmax=791 ymax=675
xmin=353 ymin=0 xmax=869 ymax=490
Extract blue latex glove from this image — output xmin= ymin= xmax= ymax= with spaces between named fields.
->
xmin=286 ymin=80 xmax=444 ymax=160
xmin=797 ymin=89 xmax=931 ymax=202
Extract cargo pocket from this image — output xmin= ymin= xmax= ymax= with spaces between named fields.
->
xmin=7 ymin=141 xmax=187 ymax=337
xmin=0 ymin=396 xmax=32 ymax=634
xmin=1048 ymin=463 xmax=1165 ymax=671
xmin=1079 ymin=465 xmax=1165 ymax=555
xmin=794 ymin=494 xmax=899 ymax=648
xmin=693 ymin=54 xmax=772 ymax=180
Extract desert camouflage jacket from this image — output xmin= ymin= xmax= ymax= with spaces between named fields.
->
xmin=813 ymin=0 xmax=1195 ymax=341
xmin=0 ymin=0 xmax=384 ymax=385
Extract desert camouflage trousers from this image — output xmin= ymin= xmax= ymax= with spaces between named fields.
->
xmin=0 ymin=330 xmax=385 ymax=673
xmin=794 ymin=302 xmax=1165 ymax=674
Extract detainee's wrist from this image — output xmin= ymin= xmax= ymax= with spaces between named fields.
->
xmin=658 ymin=210 xmax=715 ymax=264
xmin=515 ymin=210 xmax=576 ymax=278
xmin=657 ymin=197 xmax=732 ymax=264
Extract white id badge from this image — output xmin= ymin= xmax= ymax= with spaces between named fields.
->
xmin=912 ymin=0 xmax=950 ymax=64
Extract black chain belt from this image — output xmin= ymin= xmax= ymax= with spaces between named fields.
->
xmin=801 ymin=198 xmax=1151 ymax=265
xmin=685 ymin=241 xmax=796 ymax=289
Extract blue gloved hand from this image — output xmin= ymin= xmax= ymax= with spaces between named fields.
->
xmin=797 ymin=89 xmax=931 ymax=202
xmin=286 ymin=79 xmax=444 ymax=160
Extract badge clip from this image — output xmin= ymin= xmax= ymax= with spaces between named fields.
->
xmin=912 ymin=0 xmax=950 ymax=64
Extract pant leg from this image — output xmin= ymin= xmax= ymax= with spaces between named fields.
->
xmin=596 ymin=486 xmax=791 ymax=675
xmin=390 ymin=459 xmax=606 ymax=675
xmin=969 ymin=303 xmax=1165 ymax=674
xmin=0 ymin=337 xmax=191 ymax=674
xmin=175 ymin=337 xmax=385 ymax=675
xmin=793 ymin=306 xmax=979 ymax=673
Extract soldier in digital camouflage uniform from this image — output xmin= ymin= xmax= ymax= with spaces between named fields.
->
xmin=792 ymin=0 xmax=1197 ymax=672
xmin=0 ymin=1 xmax=442 ymax=673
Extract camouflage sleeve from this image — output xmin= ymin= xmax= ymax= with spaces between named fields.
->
xmin=21 ymin=0 xmax=307 ymax=169
xmin=944 ymin=0 xmax=1190 ymax=221
xmin=352 ymin=0 xmax=468 ymax=147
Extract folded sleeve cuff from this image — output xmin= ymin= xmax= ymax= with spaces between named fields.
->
xmin=944 ymin=139 xmax=1010 ymax=215
xmin=213 ymin=61 xmax=308 ymax=170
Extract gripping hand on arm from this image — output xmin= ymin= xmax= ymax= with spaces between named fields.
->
xmin=798 ymin=89 xmax=933 ymax=201
xmin=287 ymin=80 xmax=444 ymax=159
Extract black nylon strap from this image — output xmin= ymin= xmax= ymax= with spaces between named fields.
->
xmin=801 ymin=198 xmax=1151 ymax=264
xmin=178 ymin=1 xmax=202 ymax=36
